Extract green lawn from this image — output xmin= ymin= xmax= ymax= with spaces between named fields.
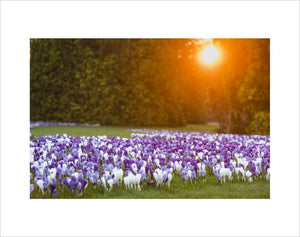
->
xmin=30 ymin=124 xmax=220 ymax=139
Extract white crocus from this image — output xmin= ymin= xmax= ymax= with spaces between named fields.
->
xmin=266 ymin=168 xmax=270 ymax=180
xmin=246 ymin=170 xmax=253 ymax=182
xmin=107 ymin=179 xmax=114 ymax=191
xmin=36 ymin=180 xmax=44 ymax=193
xmin=167 ymin=173 xmax=172 ymax=187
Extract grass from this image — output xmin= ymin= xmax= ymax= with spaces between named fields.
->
xmin=30 ymin=124 xmax=220 ymax=139
xmin=30 ymin=172 xmax=270 ymax=199
xmin=30 ymin=123 xmax=270 ymax=199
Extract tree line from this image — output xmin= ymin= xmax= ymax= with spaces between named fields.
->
xmin=30 ymin=38 xmax=269 ymax=135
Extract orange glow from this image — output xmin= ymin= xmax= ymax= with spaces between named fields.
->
xmin=200 ymin=43 xmax=220 ymax=64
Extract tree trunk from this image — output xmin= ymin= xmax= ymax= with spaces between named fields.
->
xmin=254 ymin=109 xmax=257 ymax=134
xmin=226 ymin=109 xmax=232 ymax=134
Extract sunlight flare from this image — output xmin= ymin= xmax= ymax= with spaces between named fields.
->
xmin=200 ymin=44 xmax=220 ymax=64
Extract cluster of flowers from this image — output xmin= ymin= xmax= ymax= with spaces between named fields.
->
xmin=30 ymin=130 xmax=270 ymax=196
xmin=30 ymin=121 xmax=101 ymax=128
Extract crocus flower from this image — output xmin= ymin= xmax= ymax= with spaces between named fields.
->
xmin=97 ymin=179 xmax=102 ymax=188
xmin=36 ymin=179 xmax=44 ymax=193
xmin=58 ymin=175 xmax=63 ymax=186
xmin=78 ymin=182 xmax=83 ymax=192
xmin=249 ymin=166 xmax=256 ymax=174
xmin=43 ymin=176 xmax=49 ymax=189
xmin=63 ymin=177 xmax=71 ymax=188
xmin=191 ymin=171 xmax=196 ymax=179
xmin=49 ymin=183 xmax=58 ymax=196
xmin=30 ymin=129 xmax=270 ymax=198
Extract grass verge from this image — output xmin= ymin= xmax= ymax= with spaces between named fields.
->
xmin=30 ymin=124 xmax=220 ymax=139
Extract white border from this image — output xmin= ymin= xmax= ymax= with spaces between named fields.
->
xmin=1 ymin=1 xmax=299 ymax=236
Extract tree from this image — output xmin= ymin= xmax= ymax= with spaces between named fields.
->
xmin=200 ymin=38 xmax=270 ymax=134
xmin=237 ymin=39 xmax=270 ymax=135
xmin=30 ymin=39 xmax=208 ymax=126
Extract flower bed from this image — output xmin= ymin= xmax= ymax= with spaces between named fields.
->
xmin=30 ymin=130 xmax=270 ymax=197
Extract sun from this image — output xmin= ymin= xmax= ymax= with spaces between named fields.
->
xmin=200 ymin=43 xmax=220 ymax=64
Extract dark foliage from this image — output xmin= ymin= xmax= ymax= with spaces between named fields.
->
xmin=30 ymin=39 xmax=207 ymax=126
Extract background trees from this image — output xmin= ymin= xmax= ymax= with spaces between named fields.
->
xmin=30 ymin=38 xmax=270 ymax=134
xmin=200 ymin=38 xmax=270 ymax=135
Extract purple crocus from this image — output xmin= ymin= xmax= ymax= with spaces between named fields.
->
xmin=97 ymin=179 xmax=102 ymax=187
xmin=30 ymin=128 xmax=270 ymax=197
xmin=43 ymin=176 xmax=49 ymax=189
xmin=68 ymin=166 xmax=75 ymax=176
xmin=191 ymin=171 xmax=196 ymax=179
xmin=255 ymin=165 xmax=262 ymax=176
xmin=78 ymin=182 xmax=83 ymax=192
xmin=49 ymin=183 xmax=58 ymax=196
xmin=30 ymin=184 xmax=34 ymax=194
xmin=249 ymin=166 xmax=256 ymax=174
xmin=58 ymin=175 xmax=63 ymax=186
xmin=63 ymin=177 xmax=71 ymax=188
